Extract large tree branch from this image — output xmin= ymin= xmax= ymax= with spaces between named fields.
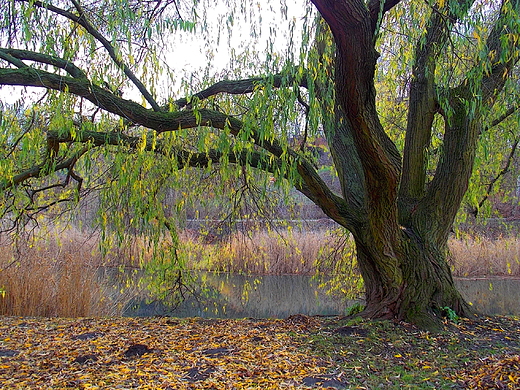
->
xmin=0 ymin=66 xmax=307 ymax=170
xmin=311 ymin=0 xmax=402 ymax=250
xmin=50 ymin=127 xmax=354 ymax=227
xmin=174 ymin=72 xmax=308 ymax=109
xmin=0 ymin=48 xmax=87 ymax=78
xmin=3 ymin=125 xmax=354 ymax=228
xmin=0 ymin=66 xmax=237 ymax=132
xmin=47 ymin=128 xmax=281 ymax=171
xmin=399 ymin=0 xmax=475 ymax=216
xmin=419 ymin=0 xmax=520 ymax=242
xmin=0 ymin=50 xmax=355 ymax=229
xmin=480 ymin=5 xmax=520 ymax=104
xmin=19 ymin=0 xmax=160 ymax=111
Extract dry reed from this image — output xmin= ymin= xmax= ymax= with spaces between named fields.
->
xmin=0 ymin=228 xmax=135 ymax=317
xmin=448 ymin=236 xmax=520 ymax=277
xmin=179 ymin=229 xmax=346 ymax=275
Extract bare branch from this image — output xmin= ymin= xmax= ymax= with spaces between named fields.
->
xmin=368 ymin=0 xmax=401 ymax=34
xmin=0 ymin=147 xmax=89 ymax=192
xmin=470 ymin=138 xmax=520 ymax=217
xmin=489 ymin=105 xmax=520 ymax=129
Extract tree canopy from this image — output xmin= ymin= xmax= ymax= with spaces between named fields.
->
xmin=1 ymin=0 xmax=519 ymax=329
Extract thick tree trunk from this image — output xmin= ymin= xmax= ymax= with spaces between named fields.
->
xmin=353 ymin=227 xmax=471 ymax=330
xmin=306 ymin=0 xmax=517 ymax=330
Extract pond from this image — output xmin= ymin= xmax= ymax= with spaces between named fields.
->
xmin=122 ymin=272 xmax=520 ymax=318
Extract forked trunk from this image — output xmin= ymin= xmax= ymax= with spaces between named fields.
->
xmin=307 ymin=0 xmax=518 ymax=330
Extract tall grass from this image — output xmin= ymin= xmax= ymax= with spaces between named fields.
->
xmin=449 ymin=236 xmax=520 ymax=277
xmin=1 ymin=226 xmax=519 ymax=317
xmin=0 ymin=228 xmax=136 ymax=317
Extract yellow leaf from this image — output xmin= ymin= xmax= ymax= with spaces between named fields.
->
xmin=472 ymin=30 xmax=481 ymax=45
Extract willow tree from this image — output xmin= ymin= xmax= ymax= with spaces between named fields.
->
xmin=1 ymin=0 xmax=519 ymax=329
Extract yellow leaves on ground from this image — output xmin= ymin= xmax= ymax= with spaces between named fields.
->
xmin=0 ymin=316 xmax=327 ymax=389
xmin=1 ymin=314 xmax=519 ymax=389
xmin=462 ymin=355 xmax=520 ymax=389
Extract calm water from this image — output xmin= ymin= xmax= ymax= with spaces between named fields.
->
xmin=123 ymin=273 xmax=520 ymax=318
xmin=454 ymin=277 xmax=520 ymax=315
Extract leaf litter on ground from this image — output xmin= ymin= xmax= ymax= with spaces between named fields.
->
xmin=0 ymin=313 xmax=518 ymax=389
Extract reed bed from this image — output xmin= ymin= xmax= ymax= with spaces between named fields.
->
xmin=1 ymin=226 xmax=519 ymax=317
xmin=0 ymin=228 xmax=137 ymax=317
xmin=449 ymin=236 xmax=520 ymax=277
xmin=180 ymin=229 xmax=340 ymax=275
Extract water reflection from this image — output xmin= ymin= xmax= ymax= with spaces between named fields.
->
xmin=123 ymin=273 xmax=520 ymax=318
xmin=455 ymin=278 xmax=520 ymax=316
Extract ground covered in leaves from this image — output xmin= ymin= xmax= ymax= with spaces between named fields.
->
xmin=0 ymin=314 xmax=518 ymax=389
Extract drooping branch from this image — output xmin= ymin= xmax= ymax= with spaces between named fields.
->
xmin=19 ymin=0 xmax=160 ymax=111
xmin=3 ymin=123 xmax=353 ymax=228
xmin=0 ymin=52 xmax=311 ymax=170
xmin=0 ymin=66 xmax=297 ymax=166
xmin=0 ymin=41 xmax=356 ymax=230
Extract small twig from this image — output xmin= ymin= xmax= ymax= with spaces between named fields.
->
xmin=472 ymin=138 xmax=520 ymax=217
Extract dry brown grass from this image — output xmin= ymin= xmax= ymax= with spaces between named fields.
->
xmin=0 ymin=228 xmax=136 ymax=317
xmin=180 ymin=229 xmax=345 ymax=275
xmin=181 ymin=229 xmax=520 ymax=278
xmin=448 ymin=236 xmax=520 ymax=277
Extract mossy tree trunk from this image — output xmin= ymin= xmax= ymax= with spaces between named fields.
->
xmin=307 ymin=0 xmax=520 ymax=329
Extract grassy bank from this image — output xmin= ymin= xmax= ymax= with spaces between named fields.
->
xmin=1 ymin=227 xmax=519 ymax=317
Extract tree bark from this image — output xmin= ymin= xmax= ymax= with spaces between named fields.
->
xmin=307 ymin=0 xmax=520 ymax=329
